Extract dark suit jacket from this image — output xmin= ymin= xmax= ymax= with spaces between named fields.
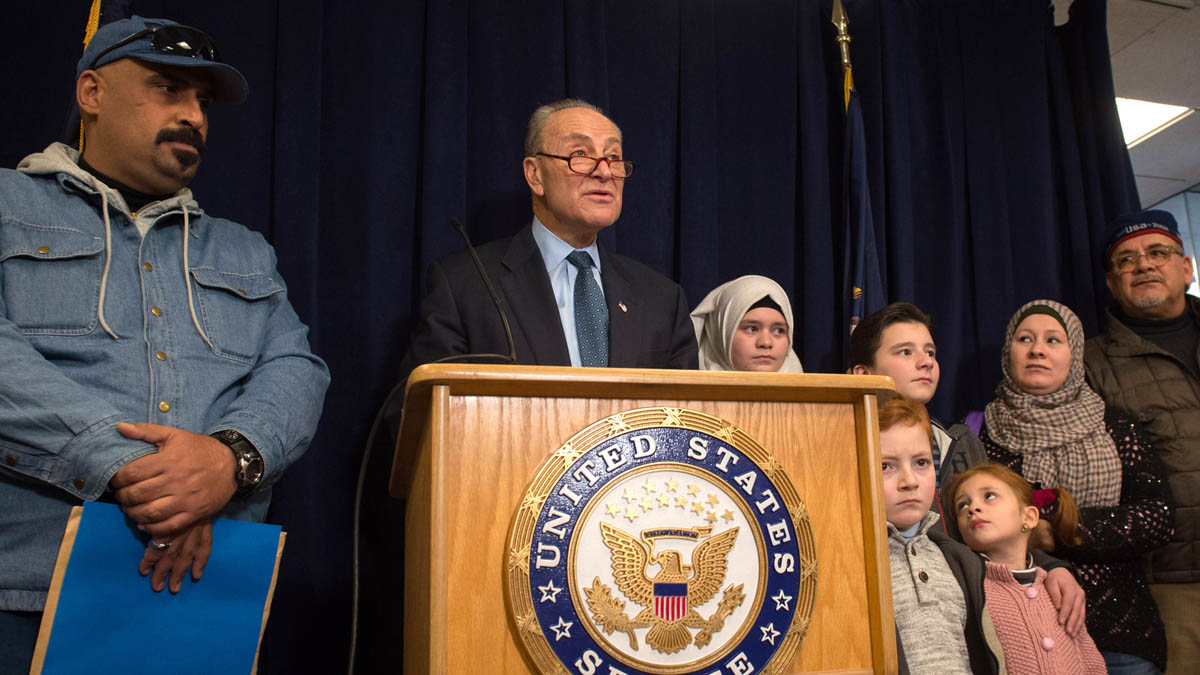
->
xmin=399 ymin=224 xmax=698 ymax=377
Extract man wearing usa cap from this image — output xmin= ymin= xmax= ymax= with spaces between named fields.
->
xmin=1085 ymin=208 xmax=1200 ymax=673
xmin=0 ymin=16 xmax=328 ymax=668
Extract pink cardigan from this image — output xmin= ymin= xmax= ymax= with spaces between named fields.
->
xmin=983 ymin=562 xmax=1107 ymax=674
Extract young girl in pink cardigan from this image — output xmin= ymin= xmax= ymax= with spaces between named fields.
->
xmin=948 ymin=463 xmax=1106 ymax=674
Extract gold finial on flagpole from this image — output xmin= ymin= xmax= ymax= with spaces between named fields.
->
xmin=831 ymin=0 xmax=855 ymax=111
xmin=832 ymin=0 xmax=852 ymax=69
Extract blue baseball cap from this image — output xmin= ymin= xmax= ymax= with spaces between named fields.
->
xmin=1103 ymin=209 xmax=1182 ymax=262
xmin=76 ymin=16 xmax=248 ymax=104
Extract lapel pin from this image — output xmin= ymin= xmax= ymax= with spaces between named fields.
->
xmin=618 ymin=302 xmax=628 ymax=313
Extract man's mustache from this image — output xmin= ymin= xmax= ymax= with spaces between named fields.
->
xmin=1131 ymin=271 xmax=1164 ymax=286
xmin=156 ymin=127 xmax=206 ymax=156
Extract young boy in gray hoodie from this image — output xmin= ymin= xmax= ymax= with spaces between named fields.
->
xmin=878 ymin=397 xmax=1085 ymax=674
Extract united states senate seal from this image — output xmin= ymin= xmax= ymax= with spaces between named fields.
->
xmin=505 ymin=407 xmax=818 ymax=675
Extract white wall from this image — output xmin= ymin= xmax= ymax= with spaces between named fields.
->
xmin=1150 ymin=190 xmax=1200 ymax=296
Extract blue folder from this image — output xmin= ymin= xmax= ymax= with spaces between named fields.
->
xmin=31 ymin=502 xmax=285 ymax=675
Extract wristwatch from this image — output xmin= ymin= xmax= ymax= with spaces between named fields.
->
xmin=210 ymin=429 xmax=264 ymax=494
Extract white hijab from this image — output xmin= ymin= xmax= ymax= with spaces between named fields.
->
xmin=690 ymin=275 xmax=804 ymax=372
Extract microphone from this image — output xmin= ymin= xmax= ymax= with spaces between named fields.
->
xmin=449 ymin=217 xmax=517 ymax=365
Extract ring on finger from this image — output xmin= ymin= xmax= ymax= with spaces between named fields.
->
xmin=148 ymin=539 xmax=171 ymax=551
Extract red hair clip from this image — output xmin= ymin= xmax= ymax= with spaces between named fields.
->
xmin=1032 ymin=488 xmax=1059 ymax=518
xmin=1032 ymin=489 xmax=1057 ymax=508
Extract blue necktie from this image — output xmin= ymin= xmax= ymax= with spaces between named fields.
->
xmin=567 ymin=251 xmax=608 ymax=367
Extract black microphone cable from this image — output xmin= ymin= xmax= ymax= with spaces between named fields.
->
xmin=347 ymin=218 xmax=517 ymax=674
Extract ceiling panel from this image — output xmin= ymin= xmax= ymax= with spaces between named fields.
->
xmin=1130 ymin=112 xmax=1200 ymax=174
xmin=1107 ymin=0 xmax=1200 ymax=206
xmin=1111 ymin=3 xmax=1200 ymax=107
xmin=1136 ymin=175 xmax=1193 ymax=206
xmin=1107 ymin=0 xmax=1182 ymax=54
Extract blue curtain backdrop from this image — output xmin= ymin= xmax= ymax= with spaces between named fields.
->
xmin=0 ymin=0 xmax=1137 ymax=672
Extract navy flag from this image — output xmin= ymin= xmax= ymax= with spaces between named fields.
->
xmin=834 ymin=0 xmax=886 ymax=366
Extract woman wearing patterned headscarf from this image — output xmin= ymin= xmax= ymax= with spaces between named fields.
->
xmin=976 ymin=299 xmax=1173 ymax=674
xmin=690 ymin=275 xmax=803 ymax=373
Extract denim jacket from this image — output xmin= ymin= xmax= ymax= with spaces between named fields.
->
xmin=0 ymin=143 xmax=330 ymax=610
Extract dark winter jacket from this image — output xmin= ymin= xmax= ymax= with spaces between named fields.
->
xmin=1085 ymin=298 xmax=1199 ymax=584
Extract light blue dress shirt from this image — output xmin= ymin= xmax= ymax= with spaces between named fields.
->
xmin=530 ymin=217 xmax=605 ymax=368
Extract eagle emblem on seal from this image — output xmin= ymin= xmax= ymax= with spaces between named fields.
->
xmin=584 ymin=522 xmax=747 ymax=654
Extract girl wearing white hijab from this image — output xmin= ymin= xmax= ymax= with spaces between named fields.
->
xmin=690 ymin=275 xmax=804 ymax=372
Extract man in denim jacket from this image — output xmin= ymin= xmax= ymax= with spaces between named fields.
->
xmin=0 ymin=16 xmax=329 ymax=668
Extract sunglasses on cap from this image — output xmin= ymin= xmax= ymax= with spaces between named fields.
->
xmin=86 ymin=23 xmax=221 ymax=72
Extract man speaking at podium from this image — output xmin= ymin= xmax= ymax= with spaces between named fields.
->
xmin=399 ymin=99 xmax=698 ymax=375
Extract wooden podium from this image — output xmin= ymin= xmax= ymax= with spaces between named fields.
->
xmin=390 ymin=364 xmax=896 ymax=674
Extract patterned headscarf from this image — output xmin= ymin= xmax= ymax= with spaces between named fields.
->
xmin=984 ymin=299 xmax=1121 ymax=507
xmin=690 ymin=275 xmax=804 ymax=373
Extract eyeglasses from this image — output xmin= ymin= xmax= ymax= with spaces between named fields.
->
xmin=1110 ymin=245 xmax=1184 ymax=273
xmin=86 ymin=23 xmax=221 ymax=72
xmin=536 ymin=153 xmax=634 ymax=178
